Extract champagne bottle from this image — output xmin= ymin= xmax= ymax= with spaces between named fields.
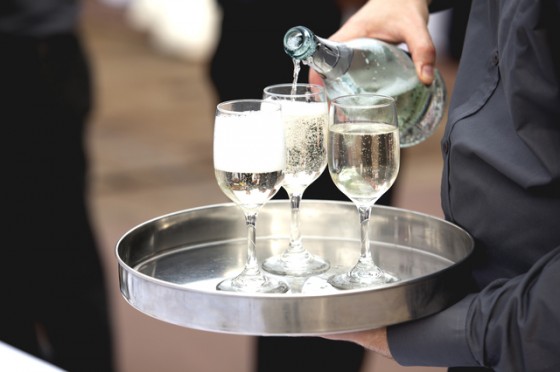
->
xmin=283 ymin=25 xmax=446 ymax=147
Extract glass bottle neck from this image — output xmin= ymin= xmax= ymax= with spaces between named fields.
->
xmin=284 ymin=26 xmax=352 ymax=78
xmin=310 ymin=36 xmax=352 ymax=78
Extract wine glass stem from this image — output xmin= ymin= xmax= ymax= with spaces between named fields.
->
xmin=289 ymin=193 xmax=304 ymax=251
xmin=243 ymin=211 xmax=261 ymax=276
xmin=358 ymin=206 xmax=375 ymax=266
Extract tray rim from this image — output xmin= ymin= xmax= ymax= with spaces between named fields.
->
xmin=116 ymin=200 xmax=474 ymax=335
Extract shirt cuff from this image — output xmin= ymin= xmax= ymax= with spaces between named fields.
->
xmin=387 ymin=294 xmax=479 ymax=367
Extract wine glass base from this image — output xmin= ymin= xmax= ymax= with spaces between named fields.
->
xmin=262 ymin=252 xmax=330 ymax=277
xmin=328 ymin=270 xmax=397 ymax=290
xmin=216 ymin=275 xmax=289 ymax=294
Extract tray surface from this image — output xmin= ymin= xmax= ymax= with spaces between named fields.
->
xmin=116 ymin=200 xmax=473 ymax=335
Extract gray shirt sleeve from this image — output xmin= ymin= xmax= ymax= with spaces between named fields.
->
xmin=388 ymin=245 xmax=560 ymax=371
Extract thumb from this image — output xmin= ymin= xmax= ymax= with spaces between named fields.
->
xmin=404 ymin=31 xmax=437 ymax=85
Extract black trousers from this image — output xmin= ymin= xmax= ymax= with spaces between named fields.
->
xmin=0 ymin=32 xmax=114 ymax=372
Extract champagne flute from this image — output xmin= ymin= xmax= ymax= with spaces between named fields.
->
xmin=261 ymin=83 xmax=330 ymax=277
xmin=327 ymin=94 xmax=400 ymax=290
xmin=213 ymin=99 xmax=289 ymax=293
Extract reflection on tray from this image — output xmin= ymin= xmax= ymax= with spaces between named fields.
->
xmin=134 ymin=239 xmax=452 ymax=295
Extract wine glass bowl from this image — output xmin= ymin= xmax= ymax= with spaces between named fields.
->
xmin=260 ymin=83 xmax=330 ymax=277
xmin=327 ymin=94 xmax=400 ymax=290
xmin=213 ymin=99 xmax=289 ymax=293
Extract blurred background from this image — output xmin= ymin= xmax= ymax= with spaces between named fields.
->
xmin=84 ymin=0 xmax=461 ymax=371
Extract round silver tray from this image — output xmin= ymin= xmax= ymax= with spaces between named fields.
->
xmin=116 ymin=200 xmax=473 ymax=335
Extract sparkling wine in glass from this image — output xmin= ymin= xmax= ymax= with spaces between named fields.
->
xmin=214 ymin=99 xmax=289 ymax=293
xmin=261 ymin=83 xmax=330 ymax=277
xmin=327 ymin=94 xmax=400 ymax=290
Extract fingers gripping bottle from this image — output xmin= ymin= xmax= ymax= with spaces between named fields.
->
xmin=283 ymin=25 xmax=446 ymax=147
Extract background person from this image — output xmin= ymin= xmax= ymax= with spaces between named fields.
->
xmin=0 ymin=1 xmax=115 ymax=371
xmin=209 ymin=1 xmax=377 ymax=371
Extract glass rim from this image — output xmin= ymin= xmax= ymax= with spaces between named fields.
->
xmin=216 ymin=99 xmax=282 ymax=114
xmin=263 ymin=83 xmax=326 ymax=99
xmin=330 ymin=93 xmax=395 ymax=109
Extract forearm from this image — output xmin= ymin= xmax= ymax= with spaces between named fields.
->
xmin=389 ymin=245 xmax=560 ymax=369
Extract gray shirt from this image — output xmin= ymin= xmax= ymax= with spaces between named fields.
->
xmin=388 ymin=1 xmax=560 ymax=371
